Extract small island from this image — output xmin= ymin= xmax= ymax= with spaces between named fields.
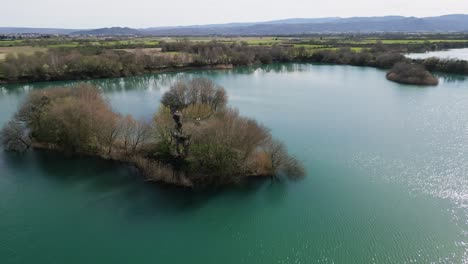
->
xmin=1 ymin=78 xmax=304 ymax=187
xmin=386 ymin=62 xmax=439 ymax=86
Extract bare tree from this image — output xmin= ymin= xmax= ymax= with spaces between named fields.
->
xmin=132 ymin=120 xmax=152 ymax=153
xmin=264 ymin=139 xmax=304 ymax=179
xmin=121 ymin=115 xmax=152 ymax=155
xmin=0 ymin=120 xmax=31 ymax=152
xmin=98 ymin=113 xmax=123 ymax=155
xmin=161 ymin=78 xmax=227 ymax=112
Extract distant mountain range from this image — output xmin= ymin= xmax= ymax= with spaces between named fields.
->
xmin=139 ymin=15 xmax=468 ymax=35
xmin=0 ymin=27 xmax=78 ymax=35
xmin=70 ymin=27 xmax=141 ymax=36
xmin=1 ymin=14 xmax=468 ymax=36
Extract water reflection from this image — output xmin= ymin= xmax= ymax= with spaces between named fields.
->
xmin=228 ymin=63 xmax=309 ymax=75
xmin=437 ymin=74 xmax=467 ymax=84
xmin=2 ymin=149 xmax=286 ymax=215
xmin=0 ymin=63 xmax=464 ymax=97
xmin=259 ymin=63 xmax=309 ymax=73
xmin=406 ymin=48 xmax=468 ymax=61
xmin=90 ymin=73 xmax=183 ymax=93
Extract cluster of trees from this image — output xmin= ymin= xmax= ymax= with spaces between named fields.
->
xmin=160 ymin=78 xmax=227 ymax=111
xmin=1 ymin=79 xmax=304 ymax=187
xmin=0 ymin=42 xmax=393 ymax=83
xmin=417 ymin=57 xmax=468 ymax=75
xmin=386 ymin=62 xmax=439 ymax=86
xmin=404 ymin=41 xmax=468 ymax=53
xmin=4 ymin=84 xmax=152 ymax=155
xmin=0 ymin=47 xmax=192 ymax=82
xmin=153 ymin=79 xmax=303 ymax=185
xmin=0 ymin=41 xmax=294 ymax=83
xmin=159 ymin=40 xmax=298 ymax=65
xmin=296 ymin=36 xmax=468 ymax=53
xmin=305 ymin=48 xmax=468 ymax=75
xmin=304 ymin=48 xmax=406 ymax=68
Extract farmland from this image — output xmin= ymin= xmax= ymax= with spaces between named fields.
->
xmin=1 ymin=34 xmax=468 ymax=62
xmin=0 ymin=46 xmax=47 ymax=60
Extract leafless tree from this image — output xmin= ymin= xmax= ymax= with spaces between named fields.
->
xmin=0 ymin=120 xmax=31 ymax=152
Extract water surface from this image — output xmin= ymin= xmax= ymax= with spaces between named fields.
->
xmin=1 ymin=64 xmax=467 ymax=263
xmin=406 ymin=48 xmax=468 ymax=60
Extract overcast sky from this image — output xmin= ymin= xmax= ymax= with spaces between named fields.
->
xmin=2 ymin=0 xmax=467 ymax=29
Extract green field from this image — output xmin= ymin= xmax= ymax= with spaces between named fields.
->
xmin=0 ymin=40 xmax=25 ymax=47
xmin=331 ymin=39 xmax=468 ymax=44
xmin=0 ymin=35 xmax=467 ymax=62
xmin=0 ymin=46 xmax=47 ymax=60
xmin=2 ymin=35 xmax=467 ymax=50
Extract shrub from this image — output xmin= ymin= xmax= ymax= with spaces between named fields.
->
xmin=386 ymin=62 xmax=439 ymax=86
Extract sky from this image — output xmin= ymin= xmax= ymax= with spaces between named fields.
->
xmin=2 ymin=0 xmax=467 ymax=29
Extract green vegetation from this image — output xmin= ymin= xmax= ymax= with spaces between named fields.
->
xmin=0 ymin=40 xmax=25 ymax=47
xmin=2 ymin=34 xmax=467 ymax=55
xmin=1 ymin=79 xmax=304 ymax=187
xmin=0 ymin=46 xmax=47 ymax=60
xmin=0 ymin=34 xmax=467 ymax=85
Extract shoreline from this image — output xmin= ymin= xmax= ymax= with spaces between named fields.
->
xmin=1 ymin=59 xmax=467 ymax=87
xmin=0 ymin=64 xmax=235 ymax=85
xmin=29 ymin=140 xmax=274 ymax=189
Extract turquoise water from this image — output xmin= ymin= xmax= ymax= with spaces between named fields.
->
xmin=1 ymin=64 xmax=467 ymax=263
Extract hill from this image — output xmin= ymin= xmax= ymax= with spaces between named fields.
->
xmin=3 ymin=15 xmax=468 ymax=36
xmin=141 ymin=15 xmax=468 ymax=35
xmin=70 ymin=27 xmax=142 ymax=36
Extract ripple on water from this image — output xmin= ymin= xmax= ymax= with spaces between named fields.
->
xmin=351 ymin=151 xmax=468 ymax=263
xmin=348 ymin=93 xmax=468 ymax=262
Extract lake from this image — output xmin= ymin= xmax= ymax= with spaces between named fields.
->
xmin=0 ymin=64 xmax=467 ymax=263
xmin=406 ymin=48 xmax=468 ymax=61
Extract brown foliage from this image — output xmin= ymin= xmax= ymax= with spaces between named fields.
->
xmin=386 ymin=62 xmax=439 ymax=86
xmin=152 ymin=79 xmax=305 ymax=185
xmin=155 ymin=78 xmax=305 ymax=185
xmin=120 ymin=115 xmax=152 ymax=155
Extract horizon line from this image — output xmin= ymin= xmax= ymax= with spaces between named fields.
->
xmin=0 ymin=13 xmax=466 ymax=30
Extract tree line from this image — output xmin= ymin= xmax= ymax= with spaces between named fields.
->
xmin=0 ymin=41 xmax=467 ymax=84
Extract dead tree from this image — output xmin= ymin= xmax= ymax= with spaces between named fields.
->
xmin=171 ymin=111 xmax=191 ymax=158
